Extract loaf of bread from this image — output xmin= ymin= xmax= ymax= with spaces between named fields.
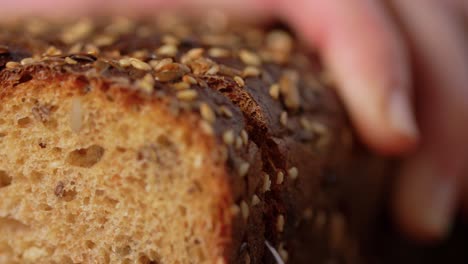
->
xmin=1 ymin=15 xmax=465 ymax=264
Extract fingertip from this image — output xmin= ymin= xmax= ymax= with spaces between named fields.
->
xmin=349 ymin=87 xmax=419 ymax=156
xmin=356 ymin=121 xmax=419 ymax=156
xmin=393 ymin=157 xmax=459 ymax=242
xmin=278 ymin=0 xmax=419 ymax=156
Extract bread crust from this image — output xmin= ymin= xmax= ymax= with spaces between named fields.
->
xmin=0 ymin=16 xmax=358 ymax=264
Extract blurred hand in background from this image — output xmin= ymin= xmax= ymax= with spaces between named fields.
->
xmin=2 ymin=0 xmax=468 ymax=242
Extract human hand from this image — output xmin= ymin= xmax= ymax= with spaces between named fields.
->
xmin=279 ymin=0 xmax=468 ymax=241
xmin=2 ymin=0 xmax=468 ymax=242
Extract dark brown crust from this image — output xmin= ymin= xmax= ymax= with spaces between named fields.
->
xmin=2 ymin=16 xmax=467 ymax=264
xmin=0 ymin=16 xmax=370 ymax=264
xmin=0 ymin=18 xmax=337 ymax=263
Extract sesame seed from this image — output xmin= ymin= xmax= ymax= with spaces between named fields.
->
xmin=93 ymin=34 xmax=115 ymax=47
xmin=240 ymin=201 xmax=249 ymax=220
xmin=172 ymin=82 xmax=191 ymax=90
xmin=5 ymin=61 xmax=20 ymax=69
xmin=61 ymin=19 xmax=93 ymax=44
xmin=266 ymin=30 xmax=293 ymax=64
xmin=251 ymin=195 xmax=260 ymax=206
xmin=200 ymin=103 xmax=216 ymax=123
xmin=181 ymin=48 xmax=204 ymax=64
xmin=187 ymin=57 xmax=213 ymax=75
xmin=269 ymin=84 xmax=280 ymax=99
xmin=223 ymin=130 xmax=235 ymax=145
xmin=155 ymin=70 xmax=184 ymax=82
xmin=234 ymin=76 xmax=245 ymax=87
xmin=150 ymin=58 xmax=173 ymax=71
xmin=300 ymin=118 xmax=327 ymax=133
xmin=277 ymin=215 xmax=285 ymax=232
xmin=176 ymin=90 xmax=198 ymax=101
xmin=206 ymin=65 xmax=220 ymax=75
xmin=266 ymin=30 xmax=293 ymax=53
xmin=239 ymin=49 xmax=261 ymax=66
xmin=129 ymin=58 xmax=152 ymax=71
xmin=119 ymin=58 xmax=132 ymax=67
xmin=208 ymin=47 xmax=230 ymax=58
xmin=68 ymin=43 xmax=83 ymax=54
xmin=300 ymin=119 xmax=331 ymax=150
xmin=230 ymin=204 xmax=241 ymax=216
xmin=161 ymin=35 xmax=180 ymax=45
xmin=84 ymin=44 xmax=99 ymax=55
xmin=200 ymin=120 xmax=214 ymax=135
xmin=242 ymin=66 xmax=261 ymax=78
xmin=157 ymin=44 xmax=178 ymax=57
xmin=280 ymin=111 xmax=288 ymax=127
xmin=106 ymin=16 xmax=134 ymax=34
xmin=131 ymin=50 xmax=149 ymax=60
xmin=44 ymin=46 xmax=62 ymax=56
xmin=136 ymin=74 xmax=155 ymax=93
xmin=235 ymin=136 xmax=243 ymax=149
xmin=263 ymin=173 xmax=271 ymax=192
xmin=65 ymin=57 xmax=78 ymax=65
xmin=219 ymin=106 xmax=233 ymax=118
xmin=218 ymin=65 xmax=242 ymax=77
xmin=280 ymin=70 xmax=301 ymax=110
xmin=238 ymin=162 xmax=250 ymax=178
xmin=288 ymin=167 xmax=298 ymax=180
xmin=20 ymin=57 xmax=36 ymax=65
xmin=182 ymin=75 xmax=198 ymax=85
xmin=240 ymin=130 xmax=248 ymax=145
xmin=276 ymin=171 xmax=284 ymax=184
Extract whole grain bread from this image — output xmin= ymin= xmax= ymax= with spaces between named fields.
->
xmin=0 ymin=15 xmax=467 ymax=264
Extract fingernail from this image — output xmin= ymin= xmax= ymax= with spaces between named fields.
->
xmin=423 ymin=175 xmax=456 ymax=237
xmin=389 ymin=89 xmax=419 ymax=139
xmin=398 ymin=163 xmax=457 ymax=240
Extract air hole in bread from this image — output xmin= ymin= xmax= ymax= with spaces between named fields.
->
xmin=0 ymin=217 xmax=30 ymax=231
xmin=66 ymin=145 xmax=105 ymax=168
xmin=30 ymin=171 xmax=44 ymax=182
xmin=17 ymin=117 xmax=32 ymax=128
xmin=85 ymin=240 xmax=96 ymax=249
xmin=0 ymin=170 xmax=12 ymax=188
xmin=37 ymin=203 xmax=53 ymax=211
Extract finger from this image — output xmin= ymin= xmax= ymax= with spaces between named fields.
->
xmin=0 ymin=0 xmax=99 ymax=17
xmin=390 ymin=0 xmax=468 ymax=241
xmin=277 ymin=0 xmax=419 ymax=155
xmin=0 ymin=0 xmax=272 ymax=18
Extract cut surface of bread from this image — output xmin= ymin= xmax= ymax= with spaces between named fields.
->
xmin=0 ymin=76 xmax=231 ymax=263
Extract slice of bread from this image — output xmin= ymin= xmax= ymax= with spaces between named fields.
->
xmin=0 ymin=16 xmax=400 ymax=264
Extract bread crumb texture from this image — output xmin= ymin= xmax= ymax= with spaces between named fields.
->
xmin=0 ymin=77 xmax=231 ymax=263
